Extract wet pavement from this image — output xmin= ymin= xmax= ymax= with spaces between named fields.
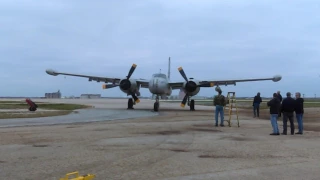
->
xmin=0 ymin=108 xmax=158 ymax=128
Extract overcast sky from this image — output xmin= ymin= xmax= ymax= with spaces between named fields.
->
xmin=1 ymin=0 xmax=319 ymax=98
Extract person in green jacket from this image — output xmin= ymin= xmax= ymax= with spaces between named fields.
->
xmin=213 ymin=87 xmax=226 ymax=127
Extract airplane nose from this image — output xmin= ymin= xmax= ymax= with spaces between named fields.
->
xmin=272 ymin=75 xmax=282 ymax=82
xmin=46 ymin=69 xmax=58 ymax=76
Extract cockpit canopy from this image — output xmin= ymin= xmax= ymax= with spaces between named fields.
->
xmin=152 ymin=73 xmax=167 ymax=79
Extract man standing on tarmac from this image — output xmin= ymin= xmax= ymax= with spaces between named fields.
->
xmin=277 ymin=91 xmax=283 ymax=117
xmin=294 ymin=92 xmax=304 ymax=134
xmin=213 ymin=87 xmax=226 ymax=127
xmin=277 ymin=91 xmax=283 ymax=102
xmin=281 ymin=92 xmax=296 ymax=135
xmin=267 ymin=93 xmax=281 ymax=135
xmin=253 ymin=92 xmax=262 ymax=118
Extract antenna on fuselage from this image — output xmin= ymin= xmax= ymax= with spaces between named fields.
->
xmin=168 ymin=57 xmax=171 ymax=80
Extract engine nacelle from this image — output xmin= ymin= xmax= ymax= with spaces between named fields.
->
xmin=183 ymin=79 xmax=200 ymax=96
xmin=119 ymin=79 xmax=139 ymax=95
xmin=136 ymin=91 xmax=141 ymax=96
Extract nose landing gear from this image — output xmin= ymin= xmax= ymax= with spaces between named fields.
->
xmin=154 ymin=95 xmax=159 ymax=112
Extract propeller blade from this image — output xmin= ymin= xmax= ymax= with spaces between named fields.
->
xmin=178 ymin=67 xmax=188 ymax=82
xmin=180 ymin=94 xmax=188 ymax=107
xmin=130 ymin=92 xmax=140 ymax=103
xmin=127 ymin=64 xmax=137 ymax=79
xmin=198 ymin=82 xmax=214 ymax=87
xmin=102 ymin=84 xmax=119 ymax=89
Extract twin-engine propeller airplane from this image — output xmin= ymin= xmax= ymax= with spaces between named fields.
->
xmin=45 ymin=58 xmax=282 ymax=111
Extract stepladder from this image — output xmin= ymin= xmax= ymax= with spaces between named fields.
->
xmin=224 ymin=92 xmax=240 ymax=127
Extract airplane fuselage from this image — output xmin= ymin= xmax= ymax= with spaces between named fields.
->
xmin=148 ymin=73 xmax=172 ymax=96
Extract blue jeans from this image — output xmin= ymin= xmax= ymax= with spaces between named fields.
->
xmin=253 ymin=103 xmax=260 ymax=117
xmin=215 ymin=105 xmax=224 ymax=125
xmin=270 ymin=114 xmax=279 ymax=133
xmin=296 ymin=114 xmax=303 ymax=133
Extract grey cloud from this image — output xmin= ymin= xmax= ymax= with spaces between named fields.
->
xmin=0 ymin=0 xmax=320 ymax=97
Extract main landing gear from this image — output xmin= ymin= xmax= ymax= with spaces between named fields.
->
xmin=190 ymin=99 xmax=195 ymax=111
xmin=185 ymin=96 xmax=195 ymax=111
xmin=127 ymin=96 xmax=195 ymax=112
xmin=127 ymin=98 xmax=135 ymax=109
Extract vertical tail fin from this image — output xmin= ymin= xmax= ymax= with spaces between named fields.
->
xmin=168 ymin=57 xmax=171 ymax=81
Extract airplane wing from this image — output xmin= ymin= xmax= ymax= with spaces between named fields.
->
xmin=46 ymin=64 xmax=149 ymax=104
xmin=201 ymin=75 xmax=282 ymax=86
xmin=45 ymin=69 xmax=149 ymax=87
xmin=46 ymin=69 xmax=122 ymax=83
xmin=169 ymin=75 xmax=282 ymax=90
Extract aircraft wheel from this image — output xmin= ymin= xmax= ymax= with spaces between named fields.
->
xmin=154 ymin=102 xmax=159 ymax=112
xmin=29 ymin=107 xmax=37 ymax=111
xmin=127 ymin=98 xmax=134 ymax=109
xmin=190 ymin=100 xmax=195 ymax=111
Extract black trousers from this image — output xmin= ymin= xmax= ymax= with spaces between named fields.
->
xmin=278 ymin=103 xmax=282 ymax=117
xmin=283 ymin=112 xmax=294 ymax=134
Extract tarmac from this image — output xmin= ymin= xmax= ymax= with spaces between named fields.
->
xmin=0 ymin=98 xmax=320 ymax=180
xmin=0 ymin=108 xmax=158 ymax=128
xmin=0 ymin=99 xmax=162 ymax=128
xmin=0 ymin=98 xmax=211 ymax=128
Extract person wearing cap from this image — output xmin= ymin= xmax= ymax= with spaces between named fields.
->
xmin=281 ymin=92 xmax=296 ymax=135
xmin=277 ymin=91 xmax=283 ymax=102
xmin=213 ymin=87 xmax=226 ymax=127
xmin=253 ymin=92 xmax=262 ymax=118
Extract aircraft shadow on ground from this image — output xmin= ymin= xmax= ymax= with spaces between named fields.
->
xmin=122 ymin=108 xmax=213 ymax=112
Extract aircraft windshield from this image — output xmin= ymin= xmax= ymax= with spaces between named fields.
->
xmin=152 ymin=73 xmax=167 ymax=78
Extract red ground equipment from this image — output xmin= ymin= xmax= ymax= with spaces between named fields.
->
xmin=26 ymin=98 xmax=38 ymax=111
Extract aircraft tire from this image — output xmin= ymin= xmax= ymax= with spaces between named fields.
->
xmin=29 ymin=107 xmax=37 ymax=111
xmin=154 ymin=102 xmax=159 ymax=112
xmin=190 ymin=100 xmax=195 ymax=111
xmin=127 ymin=98 xmax=134 ymax=109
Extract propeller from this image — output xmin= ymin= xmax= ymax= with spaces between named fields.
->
xmin=102 ymin=64 xmax=140 ymax=103
xmin=123 ymin=64 xmax=140 ymax=103
xmin=102 ymin=84 xmax=118 ymax=89
xmin=178 ymin=67 xmax=214 ymax=107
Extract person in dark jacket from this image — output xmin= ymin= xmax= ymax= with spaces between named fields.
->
xmin=267 ymin=93 xmax=281 ymax=135
xmin=294 ymin=92 xmax=304 ymax=134
xmin=277 ymin=91 xmax=283 ymax=117
xmin=277 ymin=91 xmax=283 ymax=102
xmin=281 ymin=92 xmax=295 ymax=135
xmin=253 ymin=92 xmax=262 ymax=118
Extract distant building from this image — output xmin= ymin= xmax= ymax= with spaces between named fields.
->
xmin=191 ymin=96 xmax=207 ymax=99
xmin=45 ymin=90 xmax=61 ymax=98
xmin=80 ymin=94 xmax=101 ymax=99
